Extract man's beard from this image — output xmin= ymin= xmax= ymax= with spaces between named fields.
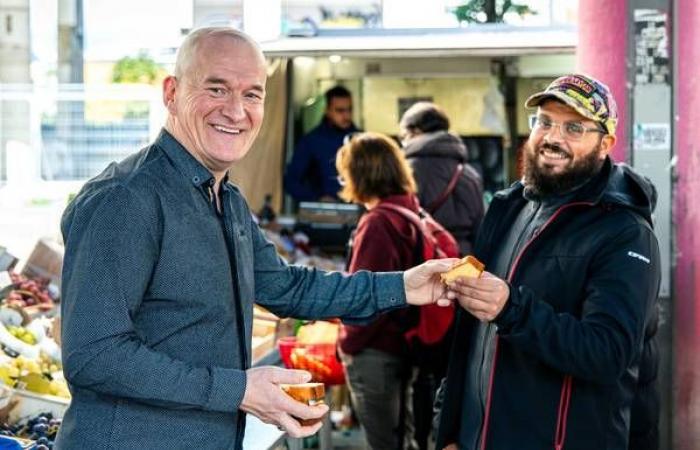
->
xmin=522 ymin=141 xmax=605 ymax=197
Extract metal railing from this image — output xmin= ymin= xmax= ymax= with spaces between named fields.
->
xmin=0 ymin=83 xmax=164 ymax=183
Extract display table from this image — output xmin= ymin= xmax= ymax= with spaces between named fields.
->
xmin=243 ymin=415 xmax=288 ymax=450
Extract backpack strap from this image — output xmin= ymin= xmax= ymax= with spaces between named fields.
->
xmin=374 ymin=203 xmax=425 ymax=231
xmin=374 ymin=203 xmax=432 ymax=262
xmin=426 ymin=164 xmax=463 ymax=214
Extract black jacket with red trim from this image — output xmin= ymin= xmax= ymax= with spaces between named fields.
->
xmin=435 ymin=158 xmax=661 ymax=450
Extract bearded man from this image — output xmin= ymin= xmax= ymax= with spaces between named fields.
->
xmin=434 ymin=74 xmax=661 ymax=450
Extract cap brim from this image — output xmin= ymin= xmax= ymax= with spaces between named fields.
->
xmin=524 ymin=91 xmax=600 ymax=124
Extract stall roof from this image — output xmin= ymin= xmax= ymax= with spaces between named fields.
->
xmin=259 ymin=25 xmax=577 ymax=58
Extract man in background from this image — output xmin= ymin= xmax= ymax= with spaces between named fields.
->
xmin=285 ymin=85 xmax=359 ymax=202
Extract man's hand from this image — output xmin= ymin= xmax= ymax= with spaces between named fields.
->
xmin=447 ymin=271 xmax=510 ymax=322
xmin=239 ymin=367 xmax=329 ymax=438
xmin=404 ymin=259 xmax=459 ymax=307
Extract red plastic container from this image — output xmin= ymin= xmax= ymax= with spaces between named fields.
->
xmin=277 ymin=336 xmax=297 ymax=369
xmin=277 ymin=338 xmax=345 ymax=385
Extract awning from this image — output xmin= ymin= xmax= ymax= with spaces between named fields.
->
xmin=259 ymin=25 xmax=577 ymax=58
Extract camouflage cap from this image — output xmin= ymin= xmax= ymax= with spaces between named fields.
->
xmin=525 ymin=74 xmax=618 ymax=136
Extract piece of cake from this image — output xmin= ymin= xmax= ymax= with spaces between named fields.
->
xmin=440 ymin=255 xmax=485 ymax=284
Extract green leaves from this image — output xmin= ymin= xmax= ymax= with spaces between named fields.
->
xmin=451 ymin=0 xmax=536 ymax=24
xmin=112 ymin=52 xmax=162 ymax=84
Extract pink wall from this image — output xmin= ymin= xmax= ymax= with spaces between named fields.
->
xmin=674 ymin=0 xmax=700 ymax=447
xmin=576 ymin=0 xmax=628 ymax=162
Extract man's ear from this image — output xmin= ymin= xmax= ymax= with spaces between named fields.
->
xmin=163 ymin=76 xmax=177 ymax=114
xmin=599 ymin=134 xmax=616 ymax=159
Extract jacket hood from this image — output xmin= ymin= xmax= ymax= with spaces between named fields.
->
xmin=599 ymin=159 xmax=656 ymax=225
xmin=403 ymin=131 xmax=468 ymax=162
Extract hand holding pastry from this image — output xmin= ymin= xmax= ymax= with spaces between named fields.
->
xmin=443 ymin=257 xmax=510 ymax=322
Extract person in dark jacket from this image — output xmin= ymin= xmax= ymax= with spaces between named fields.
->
xmin=284 ymin=85 xmax=359 ymax=202
xmin=336 ymin=132 xmax=426 ymax=450
xmin=399 ymin=102 xmax=484 ymax=255
xmin=399 ymin=102 xmax=485 ymax=449
xmin=435 ymin=74 xmax=661 ymax=450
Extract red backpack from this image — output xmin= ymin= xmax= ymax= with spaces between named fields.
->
xmin=374 ymin=203 xmax=459 ymax=345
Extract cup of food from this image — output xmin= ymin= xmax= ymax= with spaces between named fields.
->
xmin=280 ymin=382 xmax=326 ymax=426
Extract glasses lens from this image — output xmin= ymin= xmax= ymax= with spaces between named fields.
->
xmin=336 ymin=175 xmax=346 ymax=186
xmin=564 ymin=122 xmax=585 ymax=140
xmin=528 ymin=115 xmax=538 ymax=130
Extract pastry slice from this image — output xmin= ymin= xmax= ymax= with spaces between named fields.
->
xmin=440 ymin=255 xmax=485 ymax=284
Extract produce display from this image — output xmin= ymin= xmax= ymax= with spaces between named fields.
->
xmin=1 ymin=272 xmax=57 ymax=311
xmin=0 ymin=270 xmax=68 ymax=400
xmin=0 ymin=412 xmax=61 ymax=449
xmin=0 ymin=355 xmax=69 ymax=399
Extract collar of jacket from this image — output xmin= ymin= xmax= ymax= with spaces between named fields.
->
xmin=374 ymin=193 xmax=421 ymax=212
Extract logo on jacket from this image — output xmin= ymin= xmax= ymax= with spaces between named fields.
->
xmin=627 ymin=251 xmax=651 ymax=264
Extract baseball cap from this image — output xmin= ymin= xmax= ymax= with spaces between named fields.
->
xmin=525 ymin=74 xmax=618 ymax=136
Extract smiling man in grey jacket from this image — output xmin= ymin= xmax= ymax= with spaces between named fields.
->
xmin=57 ymin=27 xmax=454 ymax=450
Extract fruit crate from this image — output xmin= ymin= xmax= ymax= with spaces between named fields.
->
xmin=6 ymin=388 xmax=69 ymax=423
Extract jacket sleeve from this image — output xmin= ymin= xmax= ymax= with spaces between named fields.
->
xmin=494 ymin=224 xmax=661 ymax=384
xmin=61 ymin=185 xmax=246 ymax=413
xmin=283 ymin=137 xmax=319 ymax=202
xmin=251 ymin=215 xmax=407 ymax=323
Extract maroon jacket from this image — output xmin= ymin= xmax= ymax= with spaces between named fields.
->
xmin=338 ymin=194 xmax=421 ymax=356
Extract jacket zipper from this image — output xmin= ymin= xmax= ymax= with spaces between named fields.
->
xmin=554 ymin=375 xmax=573 ymax=450
xmin=478 ymin=201 xmax=593 ymax=450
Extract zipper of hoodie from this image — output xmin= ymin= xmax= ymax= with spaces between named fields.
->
xmin=477 ymin=201 xmax=594 ymax=450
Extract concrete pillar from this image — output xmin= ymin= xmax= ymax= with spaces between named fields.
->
xmin=57 ymin=0 xmax=82 ymax=83
xmin=0 ymin=0 xmax=31 ymax=181
xmin=576 ymin=0 xmax=629 ymax=162
xmin=580 ymin=1 xmax=674 ymax=448
xmin=673 ymin=0 xmax=700 ymax=447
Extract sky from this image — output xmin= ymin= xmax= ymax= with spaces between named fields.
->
xmin=29 ymin=0 xmax=578 ymax=65
xmin=83 ymin=0 xmax=192 ymax=61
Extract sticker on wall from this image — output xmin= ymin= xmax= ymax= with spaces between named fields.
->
xmin=634 ymin=9 xmax=669 ymax=85
xmin=634 ymin=122 xmax=671 ymax=151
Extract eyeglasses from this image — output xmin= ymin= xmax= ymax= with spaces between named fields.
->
xmin=529 ymin=114 xmax=605 ymax=142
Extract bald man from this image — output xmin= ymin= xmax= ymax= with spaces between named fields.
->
xmin=57 ymin=27 xmax=455 ymax=449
